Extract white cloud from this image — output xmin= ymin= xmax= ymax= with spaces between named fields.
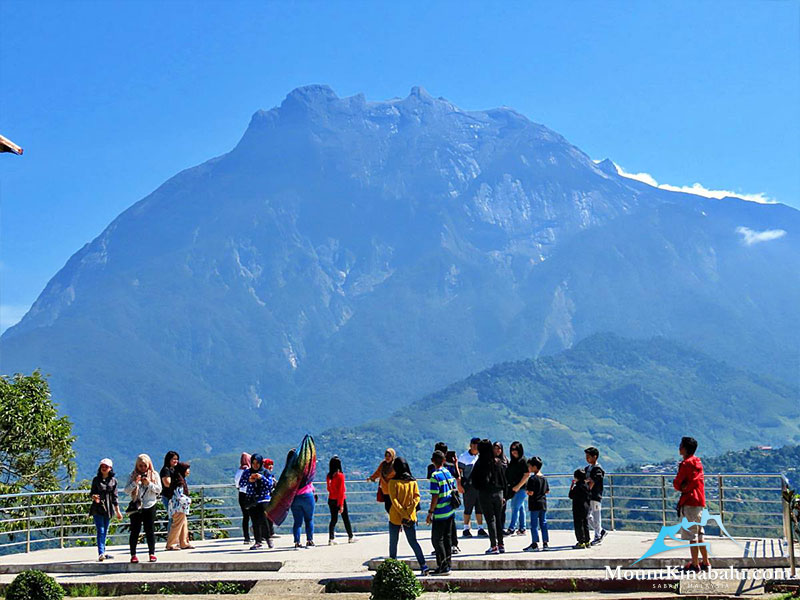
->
xmin=600 ymin=161 xmax=776 ymax=204
xmin=0 ymin=304 xmax=30 ymax=334
xmin=736 ymin=226 xmax=787 ymax=246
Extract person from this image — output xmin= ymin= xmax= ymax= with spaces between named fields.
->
xmin=89 ymin=458 xmax=122 ymax=561
xmin=160 ymin=451 xmax=180 ymax=530
xmin=505 ymin=441 xmax=529 ymax=536
xmin=166 ymin=462 xmax=194 ymax=550
xmin=568 ymin=469 xmax=591 ymax=549
xmin=493 ymin=442 xmax=509 ymax=536
xmin=426 ymin=450 xmax=457 ymax=575
xmin=524 ymin=456 xmax=549 ymax=552
xmin=263 ymin=458 xmax=276 ymax=540
xmin=235 ymin=453 xmax=252 ymax=544
xmin=444 ymin=451 xmax=461 ymax=554
xmin=368 ymin=448 xmax=396 ymax=514
xmin=471 ymin=439 xmax=507 ymax=554
xmin=426 ymin=442 xmax=449 ymax=479
xmin=291 ymin=452 xmax=316 ymax=549
xmin=387 ymin=457 xmax=429 ymax=577
xmin=124 ymin=454 xmax=162 ymax=563
xmin=326 ymin=456 xmax=355 ymax=544
xmin=243 ymin=453 xmax=275 ymax=550
xmin=584 ymin=446 xmax=607 ymax=545
xmin=673 ymin=436 xmax=709 ymax=572
xmin=457 ymin=438 xmax=486 ymax=538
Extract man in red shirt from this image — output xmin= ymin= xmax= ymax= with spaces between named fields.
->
xmin=672 ymin=436 xmax=709 ymax=572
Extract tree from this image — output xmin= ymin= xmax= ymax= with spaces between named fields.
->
xmin=0 ymin=371 xmax=76 ymax=494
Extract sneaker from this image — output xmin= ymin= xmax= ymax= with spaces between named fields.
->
xmin=600 ymin=529 xmax=608 ymax=541
xmin=250 ymin=543 xmax=262 ymax=550
xmin=590 ymin=537 xmax=602 ymax=545
xmin=130 ymin=556 xmax=139 ymax=564
xmin=485 ymin=546 xmax=499 ymax=554
xmin=348 ymin=536 xmax=356 ymax=543
xmin=498 ymin=545 xmax=505 ymax=554
xmin=243 ymin=540 xmax=251 ymax=545
xmin=572 ymin=542 xmax=584 ymax=549
xmin=477 ymin=528 xmax=489 ymax=538
xmin=98 ymin=554 xmax=105 ymax=562
xmin=523 ymin=543 xmax=538 ymax=552
xmin=104 ymin=554 xmax=113 ymax=560
xmin=329 ymin=538 xmax=338 ymax=546
xmin=430 ymin=568 xmax=451 ymax=576
xmin=294 ymin=542 xmax=303 ymax=549
xmin=518 ymin=528 xmax=526 ymax=536
xmin=462 ymin=529 xmax=473 ymax=538
xmin=149 ymin=555 xmax=157 ymax=562
xmin=542 ymin=542 xmax=549 ymax=550
xmin=266 ymin=539 xmax=274 ymax=549
xmin=420 ymin=565 xmax=430 ymax=577
xmin=452 ymin=546 xmax=460 ymax=554
xmin=582 ymin=542 xmax=591 ymax=549
xmin=306 ymin=540 xmax=315 ymax=547
xmin=504 ymin=528 xmax=515 ymax=537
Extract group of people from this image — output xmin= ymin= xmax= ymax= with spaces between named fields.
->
xmin=88 ymin=452 xmax=193 ymax=563
xmin=87 ymin=435 xmax=709 ymax=575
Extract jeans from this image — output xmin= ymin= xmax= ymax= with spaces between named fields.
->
xmin=508 ymin=488 xmax=527 ymax=530
xmin=291 ymin=493 xmax=315 ymax=543
xmin=529 ymin=510 xmax=549 ymax=543
xmin=328 ymin=499 xmax=353 ymax=539
xmin=388 ymin=522 xmax=427 ymax=568
xmin=238 ymin=492 xmax=251 ymax=541
xmin=162 ymin=496 xmax=173 ymax=532
xmin=478 ymin=490 xmax=505 ymax=548
xmin=129 ymin=505 xmax=156 ymax=556
xmin=93 ymin=514 xmax=110 ymax=556
xmin=431 ymin=516 xmax=453 ymax=571
xmin=587 ymin=500 xmax=602 ymax=539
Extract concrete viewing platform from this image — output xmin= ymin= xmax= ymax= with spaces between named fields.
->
xmin=0 ymin=529 xmax=795 ymax=597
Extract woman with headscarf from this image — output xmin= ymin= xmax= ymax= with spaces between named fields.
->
xmin=505 ymin=441 xmax=529 ymax=536
xmin=89 ymin=458 xmax=122 ymax=561
xmin=387 ymin=457 xmax=429 ymax=577
xmin=242 ymin=453 xmax=275 ymax=550
xmin=235 ymin=453 xmax=252 ymax=544
xmin=124 ymin=454 xmax=162 ymax=563
xmin=472 ymin=439 xmax=507 ymax=554
xmin=166 ymin=462 xmax=194 ymax=550
xmin=368 ymin=448 xmax=396 ymax=514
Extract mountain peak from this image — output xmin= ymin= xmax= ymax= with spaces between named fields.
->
xmin=596 ymin=158 xmax=618 ymax=176
xmin=280 ymin=84 xmax=339 ymax=108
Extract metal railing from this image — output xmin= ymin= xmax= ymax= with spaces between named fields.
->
xmin=0 ymin=472 xmax=789 ymax=554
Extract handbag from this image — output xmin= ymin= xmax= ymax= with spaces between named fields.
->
xmin=376 ymin=486 xmax=385 ymax=502
xmin=449 ymin=476 xmax=462 ymax=509
xmin=125 ymin=496 xmax=142 ymax=515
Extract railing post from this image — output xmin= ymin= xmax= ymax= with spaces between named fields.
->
xmin=25 ymin=494 xmax=31 ymax=553
xmin=200 ymin=487 xmax=205 ymax=541
xmin=59 ymin=493 xmax=65 ymax=549
xmin=660 ymin=476 xmax=667 ymax=526
xmin=718 ymin=475 xmax=725 ymax=522
xmin=608 ymin=474 xmax=615 ymax=531
xmin=781 ymin=476 xmax=796 ymax=578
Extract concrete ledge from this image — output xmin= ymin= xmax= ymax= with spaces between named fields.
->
xmin=366 ymin=556 xmax=790 ymax=571
xmin=0 ymin=561 xmax=283 ymax=574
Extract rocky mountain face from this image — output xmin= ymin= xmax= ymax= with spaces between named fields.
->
xmin=2 ymin=85 xmax=797 ymax=461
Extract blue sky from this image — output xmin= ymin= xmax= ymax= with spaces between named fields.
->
xmin=1 ymin=1 xmax=798 ymax=332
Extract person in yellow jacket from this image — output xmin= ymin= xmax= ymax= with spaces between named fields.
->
xmin=387 ymin=457 xmax=430 ymax=577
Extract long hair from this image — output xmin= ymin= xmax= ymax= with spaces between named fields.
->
xmin=509 ymin=441 xmax=525 ymax=462
xmin=162 ymin=450 xmax=179 ymax=470
xmin=131 ymin=454 xmax=156 ymax=481
xmin=493 ymin=441 xmax=507 ymax=465
xmin=392 ymin=456 xmax=414 ymax=481
xmin=173 ymin=461 xmax=190 ymax=494
xmin=96 ymin=465 xmax=115 ymax=479
xmin=477 ymin=439 xmax=494 ymax=464
xmin=327 ymin=456 xmax=343 ymax=480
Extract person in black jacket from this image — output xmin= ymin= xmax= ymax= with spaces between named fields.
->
xmin=568 ymin=469 xmax=591 ymax=549
xmin=471 ymin=439 xmax=507 ymax=554
xmin=89 ymin=458 xmax=122 ymax=561
xmin=584 ymin=446 xmax=607 ymax=545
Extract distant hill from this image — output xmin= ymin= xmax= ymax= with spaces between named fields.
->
xmin=313 ymin=333 xmax=800 ymax=475
xmin=2 ymin=85 xmax=798 ymax=463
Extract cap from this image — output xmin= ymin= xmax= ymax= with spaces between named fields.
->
xmin=100 ymin=458 xmax=113 ymax=468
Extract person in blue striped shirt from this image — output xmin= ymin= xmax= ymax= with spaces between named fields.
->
xmin=426 ymin=450 xmax=457 ymax=575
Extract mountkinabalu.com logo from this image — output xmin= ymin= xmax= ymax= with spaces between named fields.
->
xmin=632 ymin=508 xmax=740 ymax=564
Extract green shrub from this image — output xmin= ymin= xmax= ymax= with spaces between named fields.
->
xmin=198 ymin=582 xmax=247 ymax=595
xmin=66 ymin=584 xmax=99 ymax=597
xmin=6 ymin=571 xmax=64 ymax=600
xmin=370 ymin=559 xmax=422 ymax=600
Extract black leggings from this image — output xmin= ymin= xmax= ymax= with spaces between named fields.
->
xmin=129 ymin=505 xmax=156 ymax=556
xmin=328 ymin=499 xmax=353 ymax=539
xmin=478 ymin=490 xmax=505 ymax=548
xmin=238 ymin=492 xmax=251 ymax=541
xmin=248 ymin=504 xmax=269 ymax=544
xmin=383 ymin=496 xmax=392 ymax=514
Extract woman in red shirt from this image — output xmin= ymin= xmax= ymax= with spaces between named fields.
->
xmin=327 ymin=456 xmax=355 ymax=544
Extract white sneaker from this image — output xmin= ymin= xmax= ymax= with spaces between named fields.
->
xmin=329 ymin=538 xmax=338 ymax=545
xmin=348 ymin=536 xmax=356 ymax=543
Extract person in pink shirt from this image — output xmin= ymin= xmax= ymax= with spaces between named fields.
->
xmin=291 ymin=453 xmax=317 ymax=549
